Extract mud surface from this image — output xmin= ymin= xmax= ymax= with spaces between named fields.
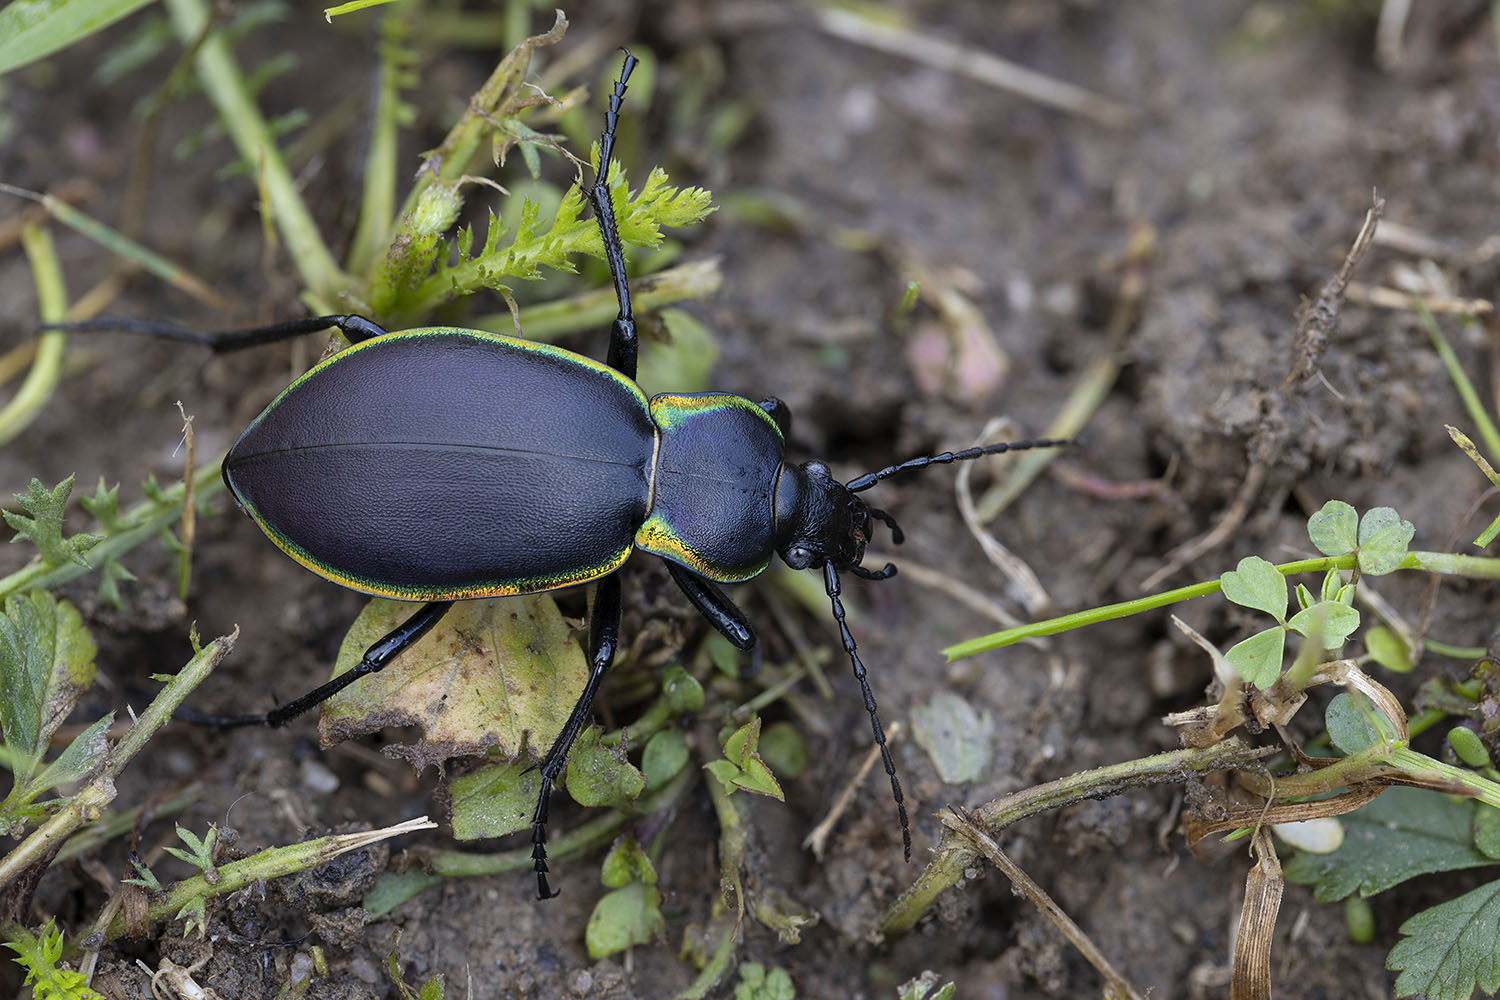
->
xmin=3 ymin=2 xmax=1499 ymax=997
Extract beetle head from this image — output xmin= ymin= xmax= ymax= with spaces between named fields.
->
xmin=774 ymin=460 xmax=894 ymax=574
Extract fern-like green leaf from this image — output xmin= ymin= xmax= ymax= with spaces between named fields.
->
xmin=5 ymin=478 xmax=102 ymax=569
xmin=401 ymin=162 xmax=713 ymax=315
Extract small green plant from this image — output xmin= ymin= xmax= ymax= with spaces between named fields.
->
xmin=898 ymin=972 xmax=956 ymax=1000
xmin=887 ymin=480 xmax=1500 ymax=1000
xmin=704 ymin=718 xmax=785 ymax=802
xmin=3 ymin=920 xmax=103 ymax=1000
xmin=386 ymin=929 xmax=452 ymax=1000
xmin=585 ymin=836 xmax=664 ymax=959
xmin=733 ymin=962 xmax=796 ymax=1000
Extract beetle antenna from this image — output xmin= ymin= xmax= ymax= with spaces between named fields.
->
xmin=823 ymin=562 xmax=911 ymax=860
xmin=845 ymin=437 xmax=1073 ymax=493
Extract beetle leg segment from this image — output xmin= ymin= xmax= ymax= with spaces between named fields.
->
xmin=822 ymin=563 xmax=912 ymax=860
xmin=178 ymin=600 xmax=453 ymax=728
xmin=532 ymin=572 xmax=623 ymax=899
xmin=666 ymin=562 xmax=757 ymax=650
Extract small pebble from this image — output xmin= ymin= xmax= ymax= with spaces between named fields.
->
xmin=300 ymin=760 xmax=340 ymax=795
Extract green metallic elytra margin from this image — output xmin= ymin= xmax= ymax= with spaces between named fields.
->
xmin=635 ymin=512 xmax=769 ymax=583
xmin=235 ymin=486 xmax=634 ymax=600
xmin=646 ymin=392 xmax=783 ymax=438
xmin=232 ymin=324 xmax=646 ymax=599
xmin=240 ymin=325 xmax=650 ymax=439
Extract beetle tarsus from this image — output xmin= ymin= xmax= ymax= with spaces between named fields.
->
xmin=851 ymin=562 xmax=897 ymax=581
xmin=531 ymin=779 xmax=559 ymax=899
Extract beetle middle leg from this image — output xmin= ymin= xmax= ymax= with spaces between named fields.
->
xmin=531 ymin=573 xmax=623 ymax=899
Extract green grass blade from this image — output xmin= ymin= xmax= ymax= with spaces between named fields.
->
xmin=0 ymin=183 xmax=229 ymax=309
xmin=1413 ymin=297 xmax=1500 ymax=461
xmin=346 ymin=11 xmax=407 ymax=277
xmin=0 ymin=0 xmax=155 ymax=76
xmin=0 ymin=224 xmax=68 ymax=446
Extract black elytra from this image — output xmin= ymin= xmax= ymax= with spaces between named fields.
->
xmin=125 ymin=53 xmax=1070 ymax=898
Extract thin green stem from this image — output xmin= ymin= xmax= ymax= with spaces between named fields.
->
xmin=97 ymin=814 xmax=431 ymax=944
xmin=1403 ymin=549 xmax=1500 ymax=577
xmin=0 ymin=634 xmax=234 ymax=897
xmin=480 ymin=259 xmax=724 ymax=342
xmin=0 ymin=183 xmax=228 ymax=310
xmin=675 ymin=920 xmax=738 ymax=1000
xmin=1424 ymin=639 xmax=1487 ymax=660
xmin=346 ymin=12 xmax=405 ymax=278
xmin=1387 ymin=746 xmax=1500 ymax=810
xmin=1413 ymin=297 xmax=1500 ymax=460
xmin=878 ymin=738 xmax=1272 ymax=934
xmin=0 ymin=461 xmax=225 ymax=601
xmin=161 ymin=0 xmax=344 ymax=299
xmin=947 ymin=550 xmax=1500 ymax=661
xmin=944 ymin=556 xmax=1352 ymax=660
xmin=413 ymin=763 xmax=694 ymax=878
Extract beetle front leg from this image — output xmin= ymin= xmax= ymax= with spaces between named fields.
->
xmin=666 ymin=562 xmax=756 ymax=650
xmin=532 ymin=573 xmax=623 ymax=899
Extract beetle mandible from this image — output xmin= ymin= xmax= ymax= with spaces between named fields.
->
xmin=147 ymin=53 xmax=1067 ymax=898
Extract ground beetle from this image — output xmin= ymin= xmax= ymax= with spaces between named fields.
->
xmin=99 ymin=54 xmax=1067 ymax=897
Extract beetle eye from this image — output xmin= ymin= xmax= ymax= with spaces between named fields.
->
xmin=785 ymin=544 xmax=814 ymax=569
xmin=804 ymin=461 xmax=829 ymax=479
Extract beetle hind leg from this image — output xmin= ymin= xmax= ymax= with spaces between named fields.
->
xmin=177 ymin=600 xmax=453 ymax=728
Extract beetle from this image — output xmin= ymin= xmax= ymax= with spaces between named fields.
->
xmin=97 ymin=53 xmax=1067 ymax=897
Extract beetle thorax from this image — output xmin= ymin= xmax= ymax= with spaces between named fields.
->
xmin=773 ymin=460 xmax=872 ymax=572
